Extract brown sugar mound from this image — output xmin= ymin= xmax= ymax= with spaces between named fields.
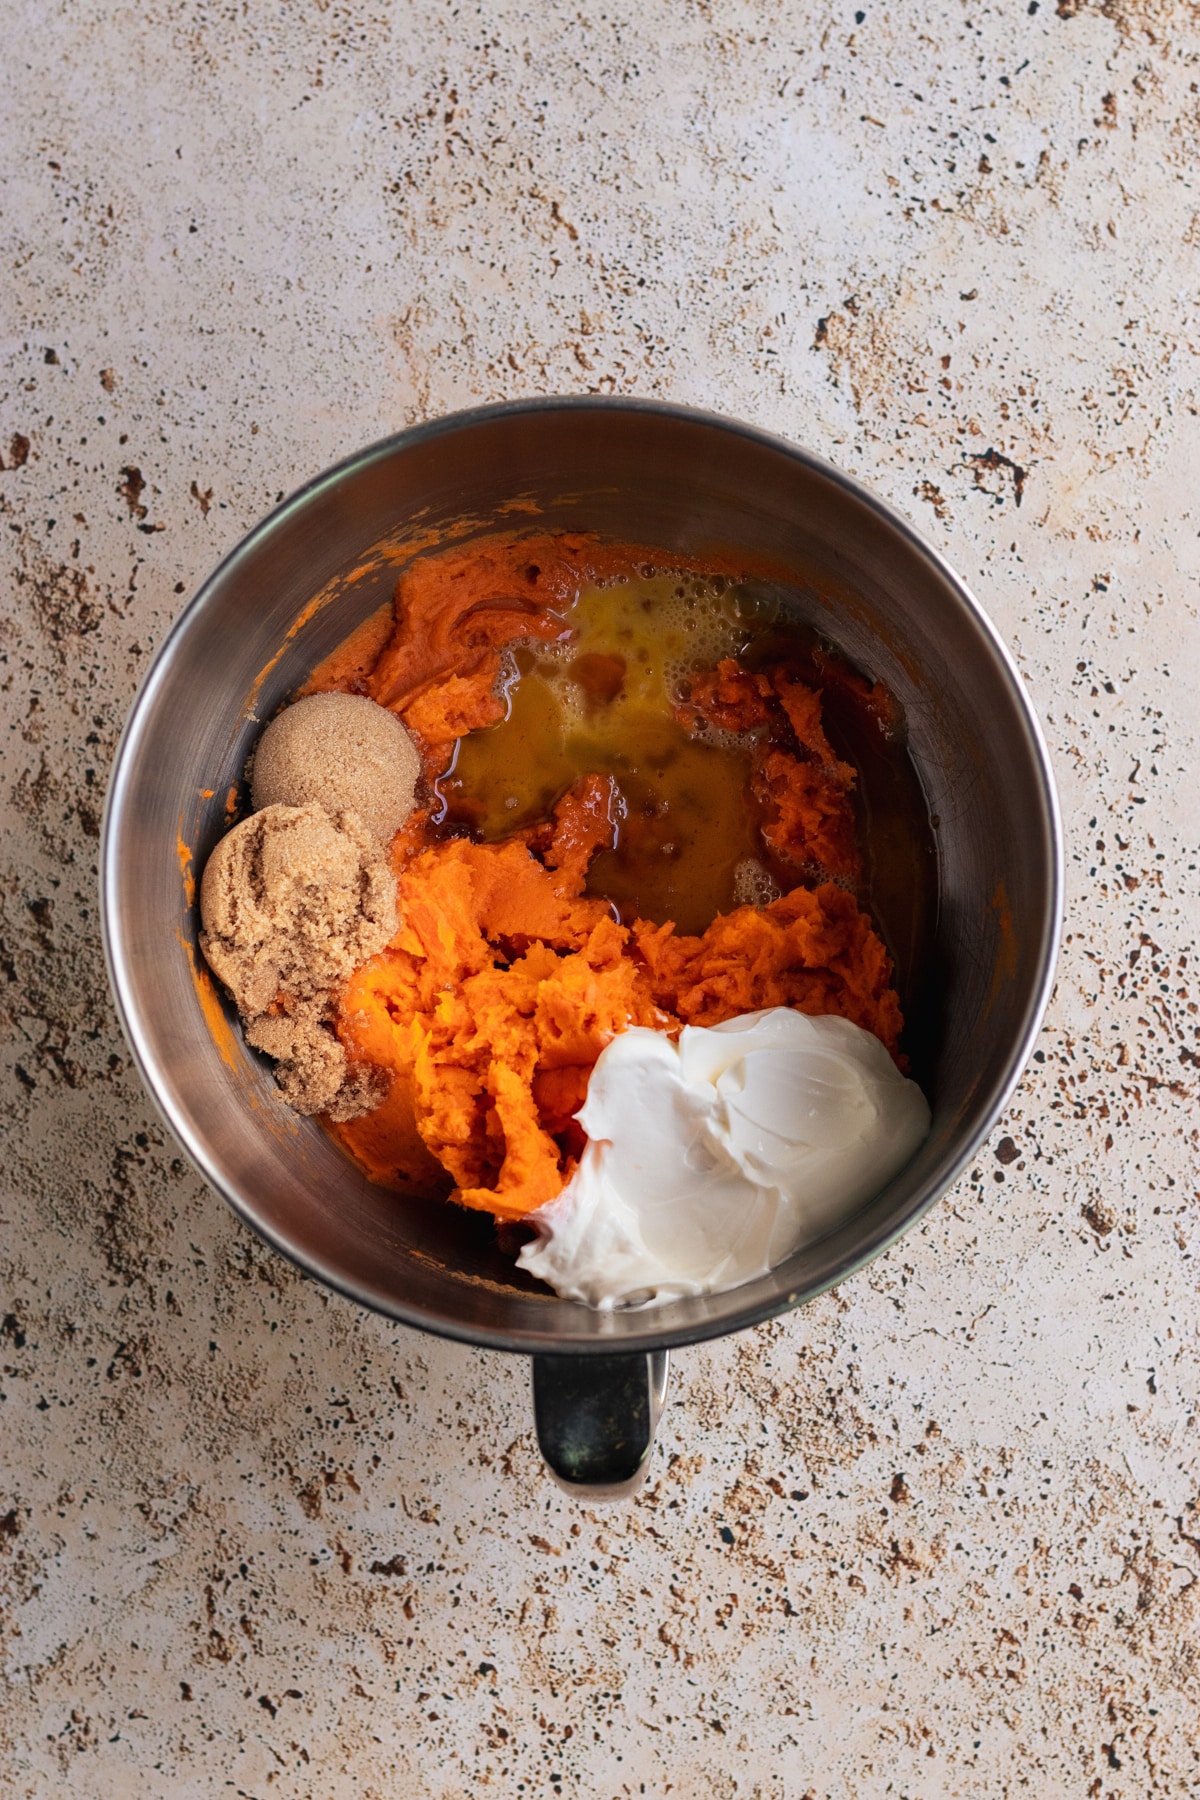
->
xmin=251 ymin=692 xmax=420 ymax=846
xmin=199 ymin=802 xmax=398 ymax=1118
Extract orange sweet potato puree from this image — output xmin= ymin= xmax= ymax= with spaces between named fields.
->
xmin=313 ymin=532 xmax=907 ymax=1223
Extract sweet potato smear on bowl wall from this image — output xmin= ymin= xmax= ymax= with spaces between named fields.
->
xmin=311 ymin=531 xmax=919 ymax=1222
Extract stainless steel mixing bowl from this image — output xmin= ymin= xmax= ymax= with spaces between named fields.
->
xmin=101 ymin=398 xmax=1062 ymax=1497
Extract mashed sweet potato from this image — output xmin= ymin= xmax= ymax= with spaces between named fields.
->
xmin=318 ymin=533 xmax=909 ymax=1222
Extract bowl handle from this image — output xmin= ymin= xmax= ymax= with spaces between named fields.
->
xmin=531 ymin=1350 xmax=670 ymax=1500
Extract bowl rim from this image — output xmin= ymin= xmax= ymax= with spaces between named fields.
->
xmin=101 ymin=394 xmax=1064 ymax=1355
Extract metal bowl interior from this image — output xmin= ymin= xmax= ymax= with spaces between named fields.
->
xmin=101 ymin=399 xmax=1061 ymax=1354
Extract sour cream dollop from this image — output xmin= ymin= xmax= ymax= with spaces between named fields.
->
xmin=517 ymin=1008 xmax=930 ymax=1309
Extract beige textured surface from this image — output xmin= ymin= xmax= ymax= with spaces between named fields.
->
xmin=2 ymin=2 xmax=1199 ymax=1795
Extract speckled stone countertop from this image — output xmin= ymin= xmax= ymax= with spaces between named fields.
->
xmin=3 ymin=2 xmax=1199 ymax=1795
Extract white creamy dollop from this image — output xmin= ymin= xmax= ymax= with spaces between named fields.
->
xmin=517 ymin=1008 xmax=930 ymax=1310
